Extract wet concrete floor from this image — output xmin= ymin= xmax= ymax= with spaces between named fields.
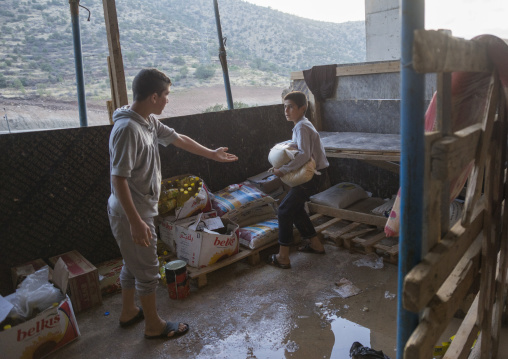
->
xmin=48 ymin=242 xmax=508 ymax=359
xmin=51 ymin=243 xmax=399 ymax=359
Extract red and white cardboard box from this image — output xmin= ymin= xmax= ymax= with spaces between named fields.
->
xmin=159 ymin=211 xmax=217 ymax=254
xmin=0 ymin=259 xmax=81 ymax=359
xmin=48 ymin=250 xmax=102 ymax=313
xmin=174 ymin=213 xmax=240 ymax=268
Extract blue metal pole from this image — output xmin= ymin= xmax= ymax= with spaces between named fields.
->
xmin=213 ymin=0 xmax=234 ymax=110
xmin=397 ymin=0 xmax=425 ymax=358
xmin=69 ymin=0 xmax=88 ymax=127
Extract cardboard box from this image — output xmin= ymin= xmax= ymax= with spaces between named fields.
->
xmin=48 ymin=251 xmax=102 ymax=313
xmin=247 ymin=171 xmax=283 ymax=195
xmin=1 ymin=259 xmax=81 ymax=359
xmin=96 ymin=258 xmax=123 ymax=296
xmin=11 ymin=258 xmax=48 ymax=289
xmin=159 ymin=211 xmax=218 ymax=254
xmin=173 ymin=213 xmax=240 ymax=268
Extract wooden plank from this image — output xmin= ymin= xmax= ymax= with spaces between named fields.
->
xmin=106 ymin=100 xmax=114 ymax=125
xmin=331 ymin=222 xmax=361 ymax=237
xmin=359 ymin=232 xmax=386 ymax=249
xmin=404 ymin=235 xmax=482 ymax=359
xmin=478 ymin=111 xmax=505 ymax=358
xmin=290 ymin=60 xmax=400 ymax=80
xmin=341 ymin=227 xmax=376 ymax=241
xmin=403 ymin=203 xmax=484 ymax=312
xmin=325 ymin=151 xmax=400 ymax=161
xmin=431 ymin=124 xmax=482 ymax=181
xmin=413 ymin=30 xmax=491 ymax=74
xmin=308 ymin=203 xmax=388 ymax=227
xmin=442 ymin=293 xmax=479 ymax=359
xmin=463 ymin=73 xmax=499 ymax=225
xmin=363 ymin=160 xmax=400 ymax=174
xmin=424 ymin=131 xmax=444 ymax=254
xmin=314 ymin=217 xmax=342 ymax=233
xmin=437 ymin=72 xmax=453 ymax=238
xmin=492 ymin=96 xmax=508 ymax=358
xmin=307 ymin=91 xmax=323 ymax=131
xmin=102 ymin=0 xmax=128 ymax=107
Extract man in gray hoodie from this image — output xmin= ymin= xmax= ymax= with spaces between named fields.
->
xmin=108 ymin=68 xmax=238 ymax=339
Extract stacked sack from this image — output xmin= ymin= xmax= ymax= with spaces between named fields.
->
xmin=211 ymin=182 xmax=279 ymax=249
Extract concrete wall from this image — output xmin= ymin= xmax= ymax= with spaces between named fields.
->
xmin=293 ymin=61 xmax=436 ymax=199
xmin=365 ymin=0 xmax=401 ymax=61
xmin=0 ymin=105 xmax=291 ymax=295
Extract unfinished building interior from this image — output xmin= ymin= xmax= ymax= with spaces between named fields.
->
xmin=1 ymin=0 xmax=508 ymax=358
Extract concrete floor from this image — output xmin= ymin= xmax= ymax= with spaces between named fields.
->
xmin=48 ymin=243 xmax=507 ymax=359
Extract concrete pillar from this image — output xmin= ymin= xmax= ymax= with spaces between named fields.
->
xmin=365 ymin=0 xmax=401 ymax=61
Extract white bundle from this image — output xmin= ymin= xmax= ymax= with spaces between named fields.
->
xmin=268 ymin=142 xmax=318 ymax=187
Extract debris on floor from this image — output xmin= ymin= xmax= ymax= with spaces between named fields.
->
xmin=334 ymin=278 xmax=361 ymax=298
xmin=353 ymin=253 xmax=384 ymax=269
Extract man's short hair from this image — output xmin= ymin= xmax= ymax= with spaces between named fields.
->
xmin=284 ymin=91 xmax=308 ymax=109
xmin=132 ymin=68 xmax=172 ymax=101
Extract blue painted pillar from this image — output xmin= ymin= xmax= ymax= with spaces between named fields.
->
xmin=397 ymin=0 xmax=425 ymax=358
xmin=213 ymin=0 xmax=234 ymax=110
xmin=69 ymin=0 xmax=88 ymax=127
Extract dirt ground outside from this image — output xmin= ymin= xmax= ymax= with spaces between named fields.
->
xmin=0 ymin=85 xmax=285 ymax=133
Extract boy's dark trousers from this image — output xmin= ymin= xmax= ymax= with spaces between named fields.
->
xmin=277 ymin=168 xmax=328 ymax=246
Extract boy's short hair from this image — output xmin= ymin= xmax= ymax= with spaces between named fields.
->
xmin=132 ymin=68 xmax=172 ymax=101
xmin=284 ymin=91 xmax=308 ymax=109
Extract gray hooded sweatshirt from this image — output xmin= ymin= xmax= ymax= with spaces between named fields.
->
xmin=108 ymin=106 xmax=179 ymax=217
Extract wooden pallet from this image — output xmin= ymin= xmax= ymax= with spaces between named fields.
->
xmin=308 ymin=200 xmax=399 ymax=263
xmin=310 ymin=213 xmax=398 ymax=263
xmin=161 ymin=240 xmax=278 ymax=288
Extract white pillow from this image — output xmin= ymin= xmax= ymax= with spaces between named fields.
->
xmin=310 ymin=182 xmax=369 ymax=209
xmin=268 ymin=142 xmax=298 ymax=168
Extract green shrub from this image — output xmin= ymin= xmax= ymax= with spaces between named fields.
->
xmin=203 ymin=101 xmax=251 ymax=113
xmin=171 ymin=56 xmax=185 ymax=65
xmin=194 ymin=65 xmax=215 ymax=80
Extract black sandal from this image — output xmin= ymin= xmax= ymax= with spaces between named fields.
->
xmin=267 ymin=254 xmax=291 ymax=269
xmin=298 ymin=243 xmax=326 ymax=254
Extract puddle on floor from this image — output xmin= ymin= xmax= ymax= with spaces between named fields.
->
xmin=328 ymin=315 xmax=370 ymax=358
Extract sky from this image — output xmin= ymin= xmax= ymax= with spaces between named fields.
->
xmin=242 ymin=0 xmax=508 ymax=40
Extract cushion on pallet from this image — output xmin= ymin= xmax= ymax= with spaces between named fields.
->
xmin=310 ymin=182 xmax=369 ymax=209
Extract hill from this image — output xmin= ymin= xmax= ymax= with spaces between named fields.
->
xmin=0 ymin=0 xmax=365 ymax=103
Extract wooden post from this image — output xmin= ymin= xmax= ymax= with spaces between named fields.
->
xmin=103 ymin=0 xmax=128 ymax=107
xmin=307 ymin=92 xmax=323 ymax=131
xmin=106 ymin=100 xmax=114 ymax=125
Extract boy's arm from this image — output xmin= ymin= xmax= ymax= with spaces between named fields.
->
xmin=111 ymin=175 xmax=152 ymax=247
xmin=173 ymin=134 xmax=238 ymax=162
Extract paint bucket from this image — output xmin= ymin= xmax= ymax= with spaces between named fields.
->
xmin=165 ymin=260 xmax=190 ymax=300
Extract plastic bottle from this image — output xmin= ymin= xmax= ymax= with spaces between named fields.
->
xmin=227 ymin=184 xmax=243 ymax=191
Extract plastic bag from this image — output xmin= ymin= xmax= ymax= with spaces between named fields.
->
xmin=6 ymin=266 xmax=64 ymax=321
xmin=349 ymin=342 xmax=391 ymax=359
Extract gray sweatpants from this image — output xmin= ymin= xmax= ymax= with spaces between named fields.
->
xmin=108 ymin=206 xmax=159 ymax=296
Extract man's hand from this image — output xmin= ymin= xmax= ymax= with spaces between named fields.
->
xmin=130 ymin=218 xmax=152 ymax=247
xmin=213 ymin=147 xmax=238 ymax=162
